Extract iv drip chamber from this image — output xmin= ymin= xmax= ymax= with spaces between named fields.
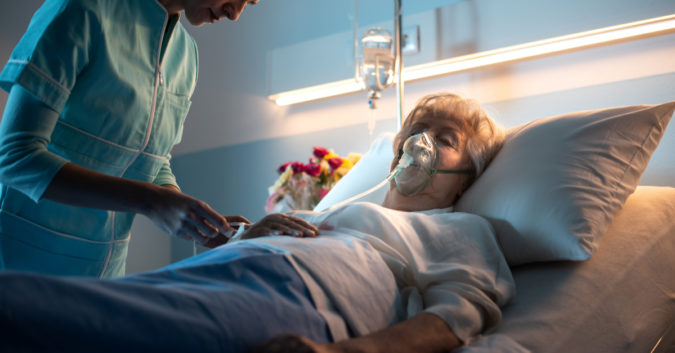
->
xmin=358 ymin=27 xmax=394 ymax=109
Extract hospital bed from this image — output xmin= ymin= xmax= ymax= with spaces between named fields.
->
xmin=0 ymin=102 xmax=674 ymax=353
xmin=317 ymin=100 xmax=675 ymax=353
xmin=492 ymin=185 xmax=675 ymax=353
xmin=460 ymin=101 xmax=675 ymax=353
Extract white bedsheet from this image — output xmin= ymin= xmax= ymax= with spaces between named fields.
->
xmin=462 ymin=186 xmax=675 ymax=353
xmin=240 ymin=202 xmax=515 ymax=343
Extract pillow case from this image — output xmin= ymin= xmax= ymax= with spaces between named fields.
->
xmin=314 ymin=132 xmax=394 ymax=212
xmin=455 ymin=101 xmax=675 ymax=266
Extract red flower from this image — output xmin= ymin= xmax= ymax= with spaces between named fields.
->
xmin=318 ymin=187 xmax=331 ymax=200
xmin=277 ymin=162 xmax=291 ymax=174
xmin=291 ymin=161 xmax=305 ymax=175
xmin=327 ymin=157 xmax=343 ymax=171
xmin=313 ymin=146 xmax=329 ymax=159
xmin=304 ymin=163 xmax=321 ymax=177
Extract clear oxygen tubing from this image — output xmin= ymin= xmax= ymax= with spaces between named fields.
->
xmin=316 ymin=141 xmax=425 ymax=212
xmin=320 ymin=132 xmax=473 ymax=212
xmin=320 ymin=173 xmax=394 ymax=213
xmin=319 ymin=133 xmax=414 ymax=212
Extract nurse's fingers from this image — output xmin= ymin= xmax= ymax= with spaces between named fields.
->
xmin=181 ymin=223 xmax=211 ymax=246
xmin=191 ymin=205 xmax=232 ymax=238
xmin=225 ymin=215 xmax=251 ymax=225
xmin=201 ymin=233 xmax=230 ymax=248
xmin=186 ymin=211 xmax=221 ymax=239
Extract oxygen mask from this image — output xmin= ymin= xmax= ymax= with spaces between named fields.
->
xmin=316 ymin=131 xmax=473 ymax=212
xmin=391 ymin=132 xmax=473 ymax=197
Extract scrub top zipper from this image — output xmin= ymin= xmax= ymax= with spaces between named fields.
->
xmin=119 ymin=13 xmax=177 ymax=177
xmin=105 ymin=13 xmax=177 ymax=275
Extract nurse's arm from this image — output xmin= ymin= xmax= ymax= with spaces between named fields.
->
xmin=0 ymin=85 xmax=235 ymax=245
xmin=44 ymin=161 xmax=239 ymax=245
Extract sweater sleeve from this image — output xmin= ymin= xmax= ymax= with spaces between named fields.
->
xmin=409 ymin=213 xmax=516 ymax=344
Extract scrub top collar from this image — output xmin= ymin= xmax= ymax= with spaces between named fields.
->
xmin=150 ymin=0 xmax=182 ymax=65
xmin=160 ymin=14 xmax=180 ymax=64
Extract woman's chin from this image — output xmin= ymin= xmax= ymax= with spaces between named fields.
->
xmin=382 ymin=190 xmax=422 ymax=212
xmin=382 ymin=189 xmax=452 ymax=212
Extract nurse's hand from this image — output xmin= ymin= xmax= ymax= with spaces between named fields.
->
xmin=239 ymin=213 xmax=319 ymax=240
xmin=147 ymin=185 xmax=249 ymax=246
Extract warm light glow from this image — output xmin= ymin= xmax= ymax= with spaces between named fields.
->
xmin=269 ymin=14 xmax=675 ymax=106
xmin=269 ymin=79 xmax=362 ymax=106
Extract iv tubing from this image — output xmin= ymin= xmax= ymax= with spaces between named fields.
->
xmin=353 ymin=0 xmax=361 ymax=82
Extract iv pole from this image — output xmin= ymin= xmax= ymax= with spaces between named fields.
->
xmin=394 ymin=0 xmax=404 ymax=131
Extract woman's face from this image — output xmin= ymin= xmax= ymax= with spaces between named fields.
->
xmin=382 ymin=114 xmax=472 ymax=212
xmin=182 ymin=0 xmax=258 ymax=26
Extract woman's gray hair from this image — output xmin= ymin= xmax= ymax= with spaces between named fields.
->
xmin=394 ymin=93 xmax=505 ymax=190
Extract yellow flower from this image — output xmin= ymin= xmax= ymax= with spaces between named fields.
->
xmin=335 ymin=166 xmax=350 ymax=178
xmin=324 ymin=151 xmax=339 ymax=160
xmin=347 ymin=152 xmax=362 ymax=165
xmin=340 ymin=158 xmax=353 ymax=170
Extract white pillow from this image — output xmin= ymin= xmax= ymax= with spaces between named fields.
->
xmin=455 ymin=101 xmax=675 ymax=266
xmin=314 ymin=132 xmax=394 ymax=212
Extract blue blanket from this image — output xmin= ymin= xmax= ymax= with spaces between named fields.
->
xmin=0 ymin=243 xmax=331 ymax=352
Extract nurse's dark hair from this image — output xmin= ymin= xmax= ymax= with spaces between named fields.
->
xmin=394 ymin=93 xmax=505 ymax=190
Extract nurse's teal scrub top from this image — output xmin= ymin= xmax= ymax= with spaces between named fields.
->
xmin=0 ymin=0 xmax=198 ymax=278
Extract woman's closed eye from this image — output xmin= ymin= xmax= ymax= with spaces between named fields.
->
xmin=437 ymin=135 xmax=459 ymax=149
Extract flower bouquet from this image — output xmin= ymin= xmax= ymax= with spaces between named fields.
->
xmin=265 ymin=146 xmax=362 ymax=213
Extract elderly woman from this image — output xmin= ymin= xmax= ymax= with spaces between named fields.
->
xmin=0 ymin=94 xmax=512 ymax=353
xmin=251 ymin=93 xmax=509 ymax=353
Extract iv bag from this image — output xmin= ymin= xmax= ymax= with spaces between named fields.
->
xmin=358 ymin=27 xmax=394 ymax=99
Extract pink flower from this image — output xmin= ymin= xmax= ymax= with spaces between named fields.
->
xmin=327 ymin=157 xmax=343 ymax=171
xmin=304 ymin=163 xmax=321 ymax=177
xmin=265 ymin=191 xmax=282 ymax=213
xmin=317 ymin=187 xmax=331 ymax=200
xmin=277 ymin=162 xmax=291 ymax=174
xmin=313 ymin=146 xmax=329 ymax=159
xmin=291 ymin=161 xmax=305 ymax=175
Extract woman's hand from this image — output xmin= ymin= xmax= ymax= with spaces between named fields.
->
xmin=251 ymin=334 xmax=332 ymax=353
xmin=145 ymin=185 xmax=249 ymax=247
xmin=253 ymin=313 xmax=461 ymax=353
xmin=239 ymin=213 xmax=319 ymax=240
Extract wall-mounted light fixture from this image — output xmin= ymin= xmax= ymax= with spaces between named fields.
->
xmin=269 ymin=13 xmax=675 ymax=106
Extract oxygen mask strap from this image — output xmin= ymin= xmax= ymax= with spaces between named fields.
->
xmin=432 ymin=168 xmax=474 ymax=175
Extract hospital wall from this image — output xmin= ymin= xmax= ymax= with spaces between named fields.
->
xmin=0 ymin=1 xmax=674 ymax=274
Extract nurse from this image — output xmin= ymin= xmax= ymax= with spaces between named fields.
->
xmin=0 ymin=0 xmax=268 ymax=278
